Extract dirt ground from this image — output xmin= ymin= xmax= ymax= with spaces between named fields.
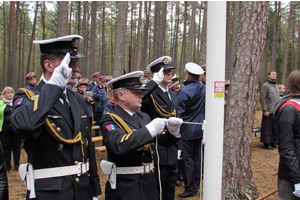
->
xmin=7 ymin=108 xmax=280 ymax=200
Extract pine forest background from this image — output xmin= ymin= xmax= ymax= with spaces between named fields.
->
xmin=0 ymin=1 xmax=295 ymax=90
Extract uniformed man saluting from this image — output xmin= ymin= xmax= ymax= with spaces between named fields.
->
xmin=11 ymin=35 xmax=101 ymax=200
xmin=100 ymin=71 xmax=182 ymax=200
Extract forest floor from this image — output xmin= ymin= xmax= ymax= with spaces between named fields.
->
xmin=7 ymin=107 xmax=280 ymax=200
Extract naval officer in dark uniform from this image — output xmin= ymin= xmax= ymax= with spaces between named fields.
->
xmin=141 ymin=56 xmax=179 ymax=200
xmin=100 ymin=71 xmax=182 ymax=200
xmin=11 ymin=35 xmax=101 ymax=200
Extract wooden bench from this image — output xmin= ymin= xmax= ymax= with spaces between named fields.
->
xmin=91 ymin=135 xmax=106 ymax=152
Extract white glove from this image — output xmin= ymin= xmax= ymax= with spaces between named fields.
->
xmin=293 ymin=183 xmax=300 ymax=198
xmin=146 ymin=118 xmax=168 ymax=138
xmin=48 ymin=53 xmax=72 ymax=88
xmin=93 ymin=197 xmax=98 ymax=200
xmin=177 ymin=150 xmax=182 ymax=160
xmin=153 ymin=68 xmax=164 ymax=84
xmin=167 ymin=117 xmax=183 ymax=138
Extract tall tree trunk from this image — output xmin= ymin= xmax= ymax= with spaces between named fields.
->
xmin=153 ymin=1 xmax=161 ymax=59
xmin=42 ymin=2 xmax=45 ymax=39
xmin=76 ymin=1 xmax=81 ymax=35
xmin=197 ymin=2 xmax=202 ymax=64
xmin=10 ymin=1 xmax=17 ymax=90
xmin=226 ymin=1 xmax=240 ymax=80
xmin=140 ymin=1 xmax=150 ymax=70
xmin=271 ymin=1 xmax=279 ymax=71
xmin=173 ymin=2 xmax=180 ymax=70
xmin=58 ymin=1 xmax=69 ymax=36
xmin=26 ymin=2 xmax=38 ymax=78
xmin=78 ymin=1 xmax=88 ymax=77
xmin=101 ymin=2 xmax=107 ymax=75
xmin=2 ymin=2 xmax=6 ymax=89
xmin=226 ymin=2 xmax=233 ymax=67
xmin=114 ymin=1 xmax=128 ymax=77
xmin=223 ymin=2 xmax=269 ymax=199
xmin=295 ymin=14 xmax=300 ymax=70
xmin=89 ymin=1 xmax=97 ymax=78
xmin=199 ymin=1 xmax=207 ymax=65
xmin=133 ymin=1 xmax=142 ymax=71
xmin=282 ymin=2 xmax=294 ymax=85
xmin=180 ymin=2 xmax=187 ymax=71
xmin=187 ymin=1 xmax=196 ymax=62
xmin=159 ymin=1 xmax=167 ymax=56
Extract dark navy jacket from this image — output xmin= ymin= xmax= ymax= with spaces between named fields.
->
xmin=177 ymin=79 xmax=205 ymax=140
xmin=87 ymin=81 xmax=98 ymax=91
xmin=92 ymin=85 xmax=107 ymax=113
xmin=77 ymin=91 xmax=93 ymax=118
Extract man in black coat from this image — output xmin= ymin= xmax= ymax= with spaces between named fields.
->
xmin=141 ymin=56 xmax=179 ymax=200
xmin=24 ymin=72 xmax=38 ymax=91
xmin=100 ymin=71 xmax=182 ymax=200
xmin=11 ymin=35 xmax=101 ymax=200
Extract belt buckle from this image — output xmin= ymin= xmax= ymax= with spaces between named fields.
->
xmin=80 ymin=163 xmax=87 ymax=175
xmin=143 ymin=164 xmax=151 ymax=174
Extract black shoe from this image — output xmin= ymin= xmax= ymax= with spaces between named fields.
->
xmin=264 ymin=143 xmax=274 ymax=150
xmin=15 ymin=165 xmax=19 ymax=171
xmin=178 ymin=190 xmax=198 ymax=198
xmin=175 ymin=180 xmax=182 ymax=186
xmin=270 ymin=143 xmax=277 ymax=148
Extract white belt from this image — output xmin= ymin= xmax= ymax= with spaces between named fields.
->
xmin=19 ymin=162 xmax=89 ymax=199
xmin=116 ymin=163 xmax=154 ymax=175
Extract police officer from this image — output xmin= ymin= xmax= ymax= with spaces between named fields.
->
xmin=25 ymin=72 xmax=37 ymax=90
xmin=177 ymin=62 xmax=205 ymax=198
xmin=141 ymin=56 xmax=179 ymax=200
xmin=100 ymin=71 xmax=182 ymax=200
xmin=11 ymin=35 xmax=101 ymax=200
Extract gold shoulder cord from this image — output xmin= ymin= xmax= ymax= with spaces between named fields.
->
xmin=20 ymin=88 xmax=85 ymax=161
xmin=150 ymin=94 xmax=176 ymax=118
xmin=105 ymin=113 xmax=151 ymax=151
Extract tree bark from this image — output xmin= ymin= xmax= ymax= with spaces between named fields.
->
xmin=282 ymin=2 xmax=293 ymax=85
xmin=180 ymin=2 xmax=187 ymax=71
xmin=140 ymin=1 xmax=150 ymax=70
xmin=89 ymin=1 xmax=97 ymax=78
xmin=295 ymin=13 xmax=300 ymax=70
xmin=223 ymin=2 xmax=269 ymax=199
xmin=101 ymin=2 xmax=107 ymax=75
xmin=58 ymin=1 xmax=69 ymax=36
xmin=153 ymin=1 xmax=161 ymax=59
xmin=187 ymin=1 xmax=196 ymax=62
xmin=113 ymin=1 xmax=128 ymax=77
xmin=133 ymin=1 xmax=142 ymax=71
xmin=10 ymin=1 xmax=18 ymax=90
xmin=199 ymin=1 xmax=207 ymax=65
xmin=271 ymin=1 xmax=279 ymax=71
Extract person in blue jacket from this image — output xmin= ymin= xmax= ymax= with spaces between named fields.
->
xmin=77 ymin=79 xmax=95 ymax=128
xmin=92 ymin=76 xmax=107 ymax=136
xmin=177 ymin=62 xmax=205 ymax=198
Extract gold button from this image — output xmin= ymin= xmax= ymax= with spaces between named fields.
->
xmin=76 ymin=178 xmax=79 ymax=182
xmin=74 ymin=161 xmax=78 ymax=165
xmin=57 ymin=127 xmax=61 ymax=132
xmin=88 ymin=174 xmax=90 ymax=177
xmin=74 ymin=145 xmax=76 ymax=149
xmin=142 ymin=153 xmax=145 ymax=156
xmin=86 ymin=126 xmax=88 ymax=130
xmin=141 ymin=162 xmax=144 ymax=166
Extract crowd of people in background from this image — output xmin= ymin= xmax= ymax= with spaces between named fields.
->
xmin=0 ymin=34 xmax=299 ymax=200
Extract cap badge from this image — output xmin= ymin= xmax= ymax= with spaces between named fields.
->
xmin=139 ymin=75 xmax=143 ymax=84
xmin=163 ymin=57 xmax=170 ymax=65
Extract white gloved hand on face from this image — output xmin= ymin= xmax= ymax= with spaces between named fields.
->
xmin=146 ymin=118 xmax=168 ymax=138
xmin=167 ymin=117 xmax=183 ymax=138
xmin=293 ymin=183 xmax=300 ymax=198
xmin=48 ymin=53 xmax=72 ymax=88
xmin=152 ymin=68 xmax=164 ymax=84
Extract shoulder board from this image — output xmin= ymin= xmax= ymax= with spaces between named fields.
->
xmin=279 ymin=100 xmax=300 ymax=112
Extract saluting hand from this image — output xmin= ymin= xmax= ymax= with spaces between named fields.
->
xmin=48 ymin=53 xmax=72 ymax=88
xmin=153 ymin=68 xmax=164 ymax=84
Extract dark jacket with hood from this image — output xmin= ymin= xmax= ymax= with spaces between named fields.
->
xmin=274 ymin=95 xmax=300 ymax=184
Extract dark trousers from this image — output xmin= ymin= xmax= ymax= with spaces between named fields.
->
xmin=0 ymin=127 xmax=22 ymax=168
xmin=260 ymin=114 xmax=278 ymax=144
xmin=94 ymin=112 xmax=103 ymax=136
xmin=155 ymin=164 xmax=177 ymax=200
xmin=182 ymin=138 xmax=202 ymax=192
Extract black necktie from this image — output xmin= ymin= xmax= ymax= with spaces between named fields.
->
xmin=61 ymin=93 xmax=71 ymax=114
xmin=165 ymin=91 xmax=170 ymax=100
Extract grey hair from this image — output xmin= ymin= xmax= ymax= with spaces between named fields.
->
xmin=113 ymin=87 xmax=128 ymax=102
